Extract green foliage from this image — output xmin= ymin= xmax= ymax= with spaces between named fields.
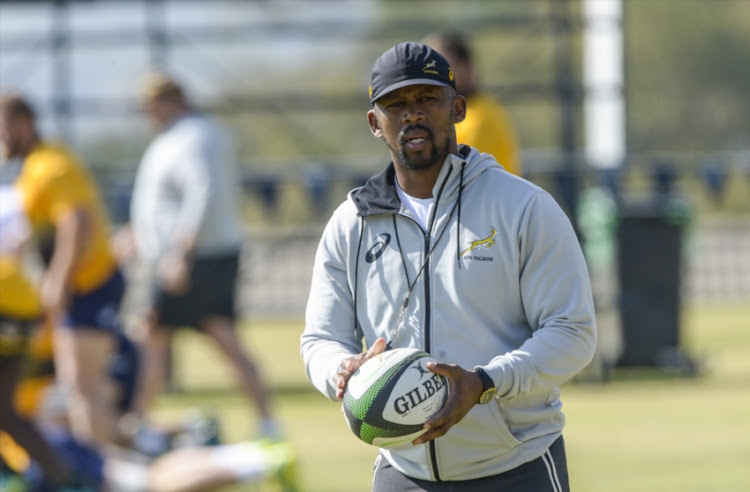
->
xmin=626 ymin=0 xmax=750 ymax=151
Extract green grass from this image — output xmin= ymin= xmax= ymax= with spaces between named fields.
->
xmin=153 ymin=303 xmax=750 ymax=491
xmin=565 ymin=303 xmax=750 ymax=492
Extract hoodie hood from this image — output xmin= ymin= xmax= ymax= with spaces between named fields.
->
xmin=440 ymin=144 xmax=499 ymax=201
xmin=350 ymin=144 xmax=497 ymax=217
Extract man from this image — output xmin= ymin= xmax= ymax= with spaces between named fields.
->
xmin=300 ymin=42 xmax=596 ymax=491
xmin=0 ymin=93 xmax=127 ymax=448
xmin=423 ymin=31 xmax=522 ymax=176
xmin=125 ymin=73 xmax=278 ymax=438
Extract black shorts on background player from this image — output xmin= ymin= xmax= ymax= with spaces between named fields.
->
xmin=154 ymin=250 xmax=240 ymax=329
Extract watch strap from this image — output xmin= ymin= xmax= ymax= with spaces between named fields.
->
xmin=474 ymin=367 xmax=494 ymax=393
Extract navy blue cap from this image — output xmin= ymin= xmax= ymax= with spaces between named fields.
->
xmin=369 ymin=42 xmax=455 ymax=103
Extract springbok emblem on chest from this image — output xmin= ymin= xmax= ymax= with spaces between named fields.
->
xmin=460 ymin=227 xmax=498 ymax=257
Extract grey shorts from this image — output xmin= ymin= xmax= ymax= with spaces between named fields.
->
xmin=372 ymin=436 xmax=569 ymax=492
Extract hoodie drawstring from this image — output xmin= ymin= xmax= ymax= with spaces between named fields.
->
xmin=353 ymin=216 xmax=364 ymax=333
xmin=456 ymin=161 xmax=466 ymax=269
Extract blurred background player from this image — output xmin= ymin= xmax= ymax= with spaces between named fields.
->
xmin=0 ymin=93 xmax=128 ymax=449
xmin=0 ymin=310 xmax=298 ymax=492
xmin=423 ymin=30 xmax=522 ymax=176
xmin=0 ymin=315 xmax=298 ymax=492
xmin=119 ymin=73 xmax=280 ymax=438
xmin=0 ymin=182 xmax=84 ymax=491
xmin=0 ymin=186 xmax=297 ymax=491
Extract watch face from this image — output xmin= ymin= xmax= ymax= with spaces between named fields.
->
xmin=479 ymin=388 xmax=497 ymax=404
xmin=475 ymin=367 xmax=496 ymax=404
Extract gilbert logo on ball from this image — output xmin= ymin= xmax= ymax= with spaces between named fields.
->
xmin=343 ymin=348 xmax=448 ymax=448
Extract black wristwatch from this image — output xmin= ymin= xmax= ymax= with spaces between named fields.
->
xmin=473 ymin=367 xmax=497 ymax=404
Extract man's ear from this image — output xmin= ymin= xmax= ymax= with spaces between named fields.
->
xmin=453 ymin=95 xmax=467 ymax=124
xmin=367 ymin=109 xmax=384 ymax=139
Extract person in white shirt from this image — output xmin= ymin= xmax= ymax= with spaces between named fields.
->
xmin=121 ymin=73 xmax=279 ymax=439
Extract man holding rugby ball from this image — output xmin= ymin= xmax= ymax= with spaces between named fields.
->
xmin=301 ymin=42 xmax=596 ymax=491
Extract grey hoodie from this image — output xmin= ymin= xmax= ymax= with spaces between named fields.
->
xmin=300 ymin=146 xmax=596 ymax=481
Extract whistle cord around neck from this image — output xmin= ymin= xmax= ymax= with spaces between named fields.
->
xmin=386 ymin=197 xmax=461 ymax=349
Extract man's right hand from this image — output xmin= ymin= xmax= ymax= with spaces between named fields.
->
xmin=334 ymin=337 xmax=387 ymax=400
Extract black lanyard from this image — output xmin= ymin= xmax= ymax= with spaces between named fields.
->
xmin=386 ymin=196 xmax=460 ymax=350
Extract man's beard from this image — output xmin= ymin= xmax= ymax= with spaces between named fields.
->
xmin=389 ymin=125 xmax=451 ymax=172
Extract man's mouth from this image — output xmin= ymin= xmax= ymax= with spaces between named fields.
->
xmin=402 ymin=130 xmax=430 ymax=150
xmin=399 ymin=125 xmax=432 ymax=153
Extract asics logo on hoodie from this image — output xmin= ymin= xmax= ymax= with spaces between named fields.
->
xmin=365 ymin=233 xmax=391 ymax=263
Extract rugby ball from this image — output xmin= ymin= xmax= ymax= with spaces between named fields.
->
xmin=343 ymin=348 xmax=448 ymax=448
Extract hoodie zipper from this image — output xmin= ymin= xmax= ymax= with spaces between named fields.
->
xmin=386 ymin=164 xmax=457 ymax=482
xmin=423 ymin=166 xmax=451 ymax=357
xmin=423 ymin=226 xmax=442 ymax=482
xmin=424 ymin=169 xmax=454 ymax=483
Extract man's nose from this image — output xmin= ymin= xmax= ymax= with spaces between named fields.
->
xmin=402 ymin=103 xmax=425 ymax=123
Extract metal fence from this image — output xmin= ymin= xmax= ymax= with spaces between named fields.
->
xmin=233 ymin=218 xmax=750 ymax=318
xmin=119 ymin=168 xmax=750 ymax=322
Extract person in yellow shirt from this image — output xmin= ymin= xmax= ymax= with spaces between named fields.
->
xmin=423 ymin=31 xmax=522 ymax=176
xmin=0 ymin=262 xmax=98 ymax=491
xmin=0 ymin=185 xmax=298 ymax=491
xmin=0 ymin=92 xmax=126 ymax=448
xmin=0 ymin=182 xmax=77 ymax=489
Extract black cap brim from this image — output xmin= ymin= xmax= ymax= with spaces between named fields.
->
xmin=370 ymin=79 xmax=451 ymax=104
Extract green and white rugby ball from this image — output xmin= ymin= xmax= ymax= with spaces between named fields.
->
xmin=343 ymin=348 xmax=448 ymax=448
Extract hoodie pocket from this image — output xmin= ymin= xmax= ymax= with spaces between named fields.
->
xmin=488 ymin=400 xmax=522 ymax=448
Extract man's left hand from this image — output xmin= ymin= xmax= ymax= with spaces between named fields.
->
xmin=413 ymin=362 xmax=483 ymax=445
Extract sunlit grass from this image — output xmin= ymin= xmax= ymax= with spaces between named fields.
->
xmin=154 ymin=302 xmax=750 ymax=491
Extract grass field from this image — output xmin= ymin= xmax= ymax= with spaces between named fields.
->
xmin=152 ymin=302 xmax=750 ymax=492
